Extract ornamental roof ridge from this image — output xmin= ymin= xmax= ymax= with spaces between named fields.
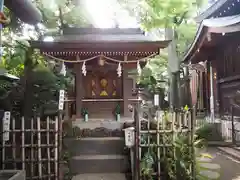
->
xmin=62 ymin=27 xmax=144 ymax=35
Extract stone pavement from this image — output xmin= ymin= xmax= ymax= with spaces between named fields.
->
xmin=72 ymin=173 xmax=126 ymax=180
xmin=207 ymin=147 xmax=240 ymax=180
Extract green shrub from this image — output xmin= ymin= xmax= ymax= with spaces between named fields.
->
xmin=196 ymin=123 xmax=223 ymax=142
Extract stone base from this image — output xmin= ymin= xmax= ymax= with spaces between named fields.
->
xmin=72 ymin=173 xmax=126 ymax=180
xmin=72 ymin=118 xmax=134 ymax=130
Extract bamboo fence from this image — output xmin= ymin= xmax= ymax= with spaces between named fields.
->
xmin=0 ymin=116 xmax=62 ymax=180
xmin=134 ymin=106 xmax=196 ymax=180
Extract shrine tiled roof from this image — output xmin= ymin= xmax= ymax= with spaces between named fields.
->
xmin=5 ymin=0 xmax=42 ymax=25
xmin=31 ymin=28 xmax=170 ymax=56
xmin=183 ymin=15 xmax=240 ymax=63
xmin=195 ymin=0 xmax=240 ymax=23
xmin=54 ymin=28 xmax=164 ymax=43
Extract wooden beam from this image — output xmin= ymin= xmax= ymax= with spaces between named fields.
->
xmin=208 ymin=23 xmax=240 ymax=34
xmin=31 ymin=40 xmax=169 ymax=52
xmin=190 ymin=47 xmax=214 ymax=64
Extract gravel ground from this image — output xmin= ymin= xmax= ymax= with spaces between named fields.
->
xmin=206 ymin=147 xmax=240 ymax=180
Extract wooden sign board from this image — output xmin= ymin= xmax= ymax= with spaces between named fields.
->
xmin=3 ymin=111 xmax=11 ymax=141
xmin=154 ymin=94 xmax=159 ymax=106
xmin=58 ymin=90 xmax=65 ymax=110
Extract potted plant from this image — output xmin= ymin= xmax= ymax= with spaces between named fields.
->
xmin=115 ymin=104 xmax=121 ymax=121
xmin=81 ymin=107 xmax=88 ymax=122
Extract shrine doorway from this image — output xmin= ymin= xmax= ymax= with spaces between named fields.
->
xmin=84 ymin=70 xmax=122 ymax=99
xmin=82 ymin=70 xmax=123 ymax=118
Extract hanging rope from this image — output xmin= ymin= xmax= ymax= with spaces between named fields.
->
xmin=43 ymin=52 xmax=157 ymax=64
xmin=43 ymin=53 xmax=99 ymax=63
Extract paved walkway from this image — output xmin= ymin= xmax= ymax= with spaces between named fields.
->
xmin=72 ymin=173 xmax=126 ymax=180
xmin=206 ymin=147 xmax=240 ymax=180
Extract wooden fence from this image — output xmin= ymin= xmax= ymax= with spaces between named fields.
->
xmin=134 ymin=104 xmax=196 ymax=180
xmin=0 ymin=116 xmax=62 ymax=180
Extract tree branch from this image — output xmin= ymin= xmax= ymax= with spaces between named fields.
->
xmin=174 ymin=11 xmax=188 ymax=26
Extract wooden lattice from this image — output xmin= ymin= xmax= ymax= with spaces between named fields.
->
xmin=134 ymin=101 xmax=196 ymax=180
xmin=0 ymin=116 xmax=62 ymax=180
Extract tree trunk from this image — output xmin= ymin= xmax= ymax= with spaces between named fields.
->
xmin=165 ymin=28 xmax=180 ymax=110
xmin=23 ymin=49 xmax=34 ymax=126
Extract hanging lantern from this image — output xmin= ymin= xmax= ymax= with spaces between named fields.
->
xmin=117 ymin=62 xmax=122 ymax=77
xmin=82 ymin=61 xmax=86 ymax=76
xmin=137 ymin=61 xmax=142 ymax=75
xmin=60 ymin=62 xmax=66 ymax=76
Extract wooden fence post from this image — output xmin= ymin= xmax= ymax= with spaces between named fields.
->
xmin=12 ymin=118 xmax=16 ymax=169
xmin=134 ymin=105 xmax=140 ymax=180
xmin=54 ymin=116 xmax=59 ymax=180
xmin=21 ymin=117 xmax=25 ymax=170
xmin=47 ymin=117 xmax=51 ymax=180
xmin=231 ymin=106 xmax=236 ymax=145
xmin=58 ymin=114 xmax=63 ymax=180
xmin=30 ymin=118 xmax=34 ymax=178
xmin=37 ymin=117 xmax=42 ymax=178
xmin=191 ymin=107 xmax=196 ymax=180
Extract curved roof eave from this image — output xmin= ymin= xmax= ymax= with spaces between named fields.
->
xmin=203 ymin=14 xmax=240 ymax=27
xmin=182 ymin=23 xmax=206 ymax=63
xmin=5 ymin=0 xmax=42 ymax=25
xmin=183 ymin=14 xmax=240 ymax=63
xmin=195 ymin=0 xmax=229 ymax=23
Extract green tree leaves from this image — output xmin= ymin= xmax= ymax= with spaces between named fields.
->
xmin=36 ymin=0 xmax=92 ymax=30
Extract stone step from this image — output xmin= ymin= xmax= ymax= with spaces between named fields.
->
xmin=197 ymin=170 xmax=220 ymax=180
xmin=218 ymin=147 xmax=240 ymax=161
xmin=72 ymin=120 xmax=132 ymax=130
xmin=72 ymin=173 xmax=126 ymax=180
xmin=198 ymin=162 xmax=220 ymax=171
xmin=70 ymin=155 xmax=128 ymax=174
xmin=65 ymin=137 xmax=125 ymax=155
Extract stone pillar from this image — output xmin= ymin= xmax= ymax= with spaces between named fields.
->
xmin=75 ymin=63 xmax=83 ymax=118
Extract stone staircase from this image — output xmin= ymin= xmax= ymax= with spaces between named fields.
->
xmin=65 ymin=133 xmax=129 ymax=180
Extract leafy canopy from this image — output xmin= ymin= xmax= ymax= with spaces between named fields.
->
xmin=119 ymin=0 xmax=206 ymax=98
xmin=118 ymin=0 xmax=206 ymax=30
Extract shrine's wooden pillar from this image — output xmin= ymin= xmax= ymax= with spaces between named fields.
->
xmin=123 ymin=66 xmax=129 ymax=116
xmin=208 ymin=57 xmax=220 ymax=120
xmin=123 ymin=54 xmax=132 ymax=117
xmin=64 ymin=100 xmax=69 ymax=119
xmin=75 ymin=63 xmax=83 ymax=118
xmin=211 ymin=58 xmax=220 ymax=118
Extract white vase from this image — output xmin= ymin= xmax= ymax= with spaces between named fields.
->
xmin=116 ymin=114 xmax=120 ymax=121
xmin=84 ymin=114 xmax=88 ymax=122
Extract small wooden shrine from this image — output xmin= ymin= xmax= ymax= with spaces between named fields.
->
xmin=32 ymin=28 xmax=169 ymax=120
xmin=183 ymin=0 xmax=240 ymax=117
